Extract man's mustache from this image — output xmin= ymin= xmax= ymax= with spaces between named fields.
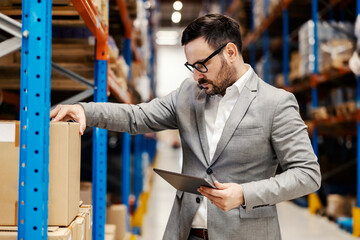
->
xmin=198 ymin=79 xmax=208 ymax=85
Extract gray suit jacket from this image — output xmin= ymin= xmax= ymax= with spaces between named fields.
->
xmin=80 ymin=70 xmax=321 ymax=240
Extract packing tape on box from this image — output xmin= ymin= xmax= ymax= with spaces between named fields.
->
xmin=81 ymin=219 xmax=85 ymax=240
xmin=14 ymin=201 xmax=17 ymax=225
xmin=15 ymin=121 xmax=19 ymax=147
xmin=67 ymin=225 xmax=73 ymax=240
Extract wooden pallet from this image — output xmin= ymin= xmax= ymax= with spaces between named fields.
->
xmin=0 ymin=4 xmax=85 ymax=26
xmin=0 ymin=39 xmax=95 ymax=90
xmin=2 ymin=0 xmax=72 ymax=6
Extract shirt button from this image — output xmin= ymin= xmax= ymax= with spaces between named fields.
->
xmin=196 ymin=197 xmax=201 ymax=203
xmin=206 ymin=168 xmax=213 ymax=175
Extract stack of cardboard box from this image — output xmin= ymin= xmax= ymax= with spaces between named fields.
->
xmin=107 ymin=204 xmax=127 ymax=240
xmin=298 ymin=20 xmax=355 ymax=78
xmin=0 ymin=121 xmax=92 ymax=239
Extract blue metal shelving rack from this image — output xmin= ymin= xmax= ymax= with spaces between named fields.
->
xmin=92 ymin=59 xmax=108 ymax=240
xmin=16 ymin=0 xmax=110 ymax=239
xmin=354 ymin=0 xmax=360 ymax=236
xmin=263 ymin=0 xmax=270 ymax=84
xmin=18 ymin=0 xmax=52 ymax=239
xmin=250 ymin=0 xmax=256 ymax=69
xmin=282 ymin=5 xmax=289 ymax=87
xmin=122 ymin=37 xmax=132 ymax=211
xmin=311 ymin=0 xmax=319 ymax=157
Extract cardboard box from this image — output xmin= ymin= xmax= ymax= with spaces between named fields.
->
xmin=0 ymin=227 xmax=71 ymax=240
xmin=105 ymin=234 xmax=115 ymax=240
xmin=77 ymin=212 xmax=88 ymax=240
xmin=74 ymin=216 xmax=85 ymax=240
xmin=122 ymin=233 xmax=132 ymax=240
xmin=326 ymin=194 xmax=354 ymax=219
xmin=0 ymin=121 xmax=81 ymax=226
xmin=80 ymin=181 xmax=92 ymax=205
xmin=49 ymin=228 xmax=72 ymax=240
xmin=68 ymin=216 xmax=86 ymax=240
xmin=106 ymin=204 xmax=127 ymax=240
xmin=79 ymin=204 xmax=93 ymax=240
xmin=69 ymin=217 xmax=79 ymax=240
xmin=0 ymin=122 xmax=19 ymax=225
xmin=105 ymin=224 xmax=116 ymax=236
xmin=0 ymin=217 xmax=85 ymax=240
xmin=105 ymin=224 xmax=116 ymax=240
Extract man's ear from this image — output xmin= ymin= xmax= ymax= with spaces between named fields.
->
xmin=223 ymin=42 xmax=238 ymax=63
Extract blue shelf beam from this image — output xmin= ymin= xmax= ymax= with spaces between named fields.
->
xmin=263 ymin=0 xmax=270 ymax=84
xmin=122 ymin=37 xmax=132 ymax=211
xmin=91 ymin=0 xmax=109 ymax=237
xmin=282 ymin=8 xmax=289 ymax=87
xmin=311 ymin=0 xmax=319 ymax=156
xmin=18 ymin=0 xmax=52 ymax=239
xmin=354 ymin=3 xmax=360 ymax=237
xmin=263 ymin=30 xmax=270 ymax=84
xmin=249 ymin=0 xmax=256 ymax=69
xmin=134 ymin=135 xmax=144 ymax=210
xmin=92 ymin=59 xmax=108 ymax=240
xmin=356 ymin=0 xmax=360 ymax=209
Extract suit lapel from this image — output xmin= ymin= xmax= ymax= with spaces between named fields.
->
xmin=195 ymin=90 xmax=211 ymax=166
xmin=210 ymin=72 xmax=258 ymax=164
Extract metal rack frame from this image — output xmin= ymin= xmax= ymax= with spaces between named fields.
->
xmin=18 ymin=0 xmax=52 ymax=239
xmin=15 ymin=0 xmax=110 ymax=239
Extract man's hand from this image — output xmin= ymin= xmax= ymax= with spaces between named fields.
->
xmin=197 ymin=181 xmax=244 ymax=212
xmin=50 ymin=104 xmax=86 ymax=135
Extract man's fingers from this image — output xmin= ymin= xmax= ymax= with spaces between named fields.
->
xmin=198 ymin=187 xmax=222 ymax=200
xmin=79 ymin=118 xmax=86 ymax=135
xmin=214 ymin=181 xmax=230 ymax=190
xmin=50 ymin=104 xmax=62 ymax=119
xmin=49 ymin=104 xmax=86 ymax=135
xmin=52 ymin=107 xmax=68 ymax=122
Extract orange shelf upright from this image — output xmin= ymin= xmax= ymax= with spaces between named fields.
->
xmin=70 ymin=0 xmax=108 ymax=60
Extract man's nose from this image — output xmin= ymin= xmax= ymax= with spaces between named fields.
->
xmin=193 ymin=70 xmax=204 ymax=81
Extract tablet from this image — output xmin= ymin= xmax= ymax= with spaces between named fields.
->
xmin=153 ymin=168 xmax=216 ymax=195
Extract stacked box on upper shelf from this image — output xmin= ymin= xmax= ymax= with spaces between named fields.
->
xmin=298 ymin=20 xmax=355 ymax=78
xmin=253 ymin=0 xmax=281 ymax=29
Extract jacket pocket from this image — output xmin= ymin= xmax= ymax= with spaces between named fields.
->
xmin=239 ymin=205 xmax=277 ymax=218
xmin=233 ymin=127 xmax=263 ymax=136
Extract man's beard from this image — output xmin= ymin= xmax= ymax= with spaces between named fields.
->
xmin=199 ymin=58 xmax=238 ymax=95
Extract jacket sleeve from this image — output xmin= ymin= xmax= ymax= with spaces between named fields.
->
xmin=241 ymin=91 xmax=321 ymax=211
xmin=78 ymin=87 xmax=180 ymax=134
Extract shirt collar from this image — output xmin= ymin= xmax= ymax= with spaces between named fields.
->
xmin=232 ymin=64 xmax=252 ymax=94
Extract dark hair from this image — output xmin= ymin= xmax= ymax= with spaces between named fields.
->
xmin=181 ymin=14 xmax=242 ymax=54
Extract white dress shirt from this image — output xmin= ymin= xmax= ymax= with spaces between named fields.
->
xmin=191 ymin=64 xmax=252 ymax=229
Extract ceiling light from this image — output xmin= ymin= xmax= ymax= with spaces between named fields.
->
xmin=171 ymin=12 xmax=181 ymax=24
xmin=173 ymin=1 xmax=183 ymax=11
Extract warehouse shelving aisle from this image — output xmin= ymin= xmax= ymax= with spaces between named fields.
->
xmin=142 ymin=131 xmax=182 ymax=240
xmin=141 ymin=132 xmax=358 ymax=240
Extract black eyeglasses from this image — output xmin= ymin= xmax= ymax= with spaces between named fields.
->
xmin=184 ymin=43 xmax=228 ymax=73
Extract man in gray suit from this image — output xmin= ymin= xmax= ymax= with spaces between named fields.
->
xmin=51 ymin=14 xmax=321 ymax=240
